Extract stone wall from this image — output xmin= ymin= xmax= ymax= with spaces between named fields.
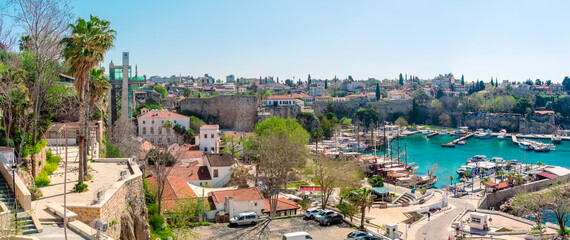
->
xmin=67 ymin=159 xmax=149 ymax=240
xmin=30 ymin=148 xmax=47 ymax=177
xmin=478 ymin=174 xmax=570 ymax=209
xmin=519 ymin=120 xmax=557 ymax=134
xmin=180 ymin=95 xmax=258 ymax=131
xmin=312 ymin=99 xmax=412 ymax=121
xmin=463 ymin=113 xmax=521 ymax=132
xmin=264 ymin=105 xmax=302 ymax=119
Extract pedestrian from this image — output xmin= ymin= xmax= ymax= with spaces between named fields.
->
xmin=427 ymin=212 xmax=431 ymax=221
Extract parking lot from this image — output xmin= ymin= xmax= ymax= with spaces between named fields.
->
xmin=195 ymin=216 xmax=355 ymax=240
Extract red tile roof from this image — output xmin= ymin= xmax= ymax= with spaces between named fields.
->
xmin=495 ymin=182 xmax=512 ymax=190
xmin=209 ymin=188 xmax=264 ymax=204
xmin=138 ymin=110 xmax=188 ymax=119
xmin=535 ymin=110 xmax=555 ymax=115
xmin=262 ymin=197 xmax=300 ymax=213
xmin=201 ymin=125 xmax=219 ymax=128
xmin=537 ymin=171 xmax=558 ymax=179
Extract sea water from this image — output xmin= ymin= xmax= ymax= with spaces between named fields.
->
xmin=389 ymin=134 xmax=570 ymax=188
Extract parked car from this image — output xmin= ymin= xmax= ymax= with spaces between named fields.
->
xmin=314 ymin=210 xmax=335 ymax=222
xmin=346 ymin=231 xmax=372 ymax=239
xmin=304 ymin=208 xmax=323 ymax=220
xmin=359 ymin=236 xmax=381 ymax=240
xmin=229 ymin=212 xmax=259 ymax=226
xmin=319 ymin=214 xmax=343 ymax=226
xmin=282 ymin=232 xmax=313 ymax=240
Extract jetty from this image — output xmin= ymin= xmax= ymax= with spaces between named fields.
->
xmin=441 ymin=132 xmax=475 ymax=148
xmin=427 ymin=132 xmax=439 ymax=138
xmin=512 ymin=135 xmax=519 ymax=145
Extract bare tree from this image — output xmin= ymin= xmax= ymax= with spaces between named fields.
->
xmin=546 ymin=183 xmax=570 ymax=237
xmin=512 ymin=191 xmax=550 ymax=238
xmin=145 ymin=145 xmax=178 ymax=216
xmin=7 ymin=0 xmax=72 ymax=144
xmin=108 ymin=118 xmax=143 ymax=159
xmin=313 ymin=156 xmax=347 ymax=209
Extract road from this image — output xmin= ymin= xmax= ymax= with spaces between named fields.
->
xmin=413 ymin=197 xmax=474 ymax=240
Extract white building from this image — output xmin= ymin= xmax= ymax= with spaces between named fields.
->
xmin=207 ymin=188 xmax=265 ymax=220
xmin=387 ymin=90 xmax=410 ymax=100
xmin=137 ymin=109 xmax=189 ymax=145
xmin=203 ymin=153 xmax=235 ymax=187
xmin=309 ymin=81 xmax=325 ymax=97
xmin=199 ymin=125 xmax=220 ymax=153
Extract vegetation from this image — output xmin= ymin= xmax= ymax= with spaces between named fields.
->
xmin=34 ymin=150 xmax=62 ymax=188
xmin=368 ymin=175 xmax=384 ymax=187
xmin=153 ymin=85 xmax=167 ymax=99
xmin=351 ymin=188 xmax=375 ymax=231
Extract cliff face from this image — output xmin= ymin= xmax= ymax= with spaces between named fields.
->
xmin=120 ymin=191 xmax=150 ymax=240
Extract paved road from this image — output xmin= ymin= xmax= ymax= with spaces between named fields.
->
xmin=414 ymin=197 xmax=474 ymax=240
xmin=29 ymin=224 xmax=88 ymax=240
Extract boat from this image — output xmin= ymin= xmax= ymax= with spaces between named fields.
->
xmin=518 ymin=141 xmax=533 ymax=151
xmin=497 ymin=129 xmax=507 ymax=140
xmin=552 ymin=135 xmax=562 ymax=144
xmin=489 ymin=157 xmax=505 ymax=163
xmin=476 ymin=129 xmax=492 ymax=139
xmin=468 ymin=155 xmax=487 ymax=163
xmin=474 ymin=129 xmax=484 ymax=138
xmin=457 ymin=140 xmax=466 ymax=145
xmin=533 ymin=144 xmax=550 ymax=152
xmin=456 ymin=165 xmax=474 ymax=176
xmin=440 ymin=129 xmax=449 ymax=135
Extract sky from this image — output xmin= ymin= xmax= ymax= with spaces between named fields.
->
xmin=66 ymin=0 xmax=570 ymax=82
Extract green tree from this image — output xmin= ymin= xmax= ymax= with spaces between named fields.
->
xmin=153 ymin=85 xmax=167 ymax=99
xmin=395 ymin=116 xmax=408 ymax=127
xmin=61 ymin=15 xmax=116 ymax=184
xmin=461 ymin=75 xmax=464 ymax=85
xmin=368 ymin=175 xmax=384 ymax=187
xmin=375 ymin=83 xmax=380 ymax=101
xmin=399 ymin=73 xmax=404 ymax=85
xmin=324 ymin=79 xmax=328 ymax=89
xmin=352 ymin=188 xmax=375 ymax=230
xmin=248 ymin=117 xmax=309 ymax=217
xmin=513 ymin=192 xmax=550 ymax=238
xmin=183 ymin=88 xmax=192 ymax=97
xmin=513 ymin=98 xmax=533 ymax=115
xmin=546 ymin=184 xmax=570 ymax=237
xmin=310 ymin=127 xmax=323 ymax=155
xmin=563 ymin=76 xmax=570 ymax=91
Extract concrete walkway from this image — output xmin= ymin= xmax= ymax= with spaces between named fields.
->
xmin=412 ymin=195 xmax=475 ymax=240
xmin=29 ymin=224 xmax=87 ymax=240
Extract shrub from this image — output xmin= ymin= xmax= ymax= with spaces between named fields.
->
xmin=43 ymin=162 xmax=58 ymax=175
xmin=35 ymin=173 xmax=50 ymax=188
xmin=47 ymin=155 xmax=61 ymax=164
xmin=46 ymin=150 xmax=52 ymax=160
xmin=368 ymin=175 xmax=384 ymax=187
xmin=147 ymin=203 xmax=159 ymax=216
xmin=73 ymin=183 xmax=88 ymax=192
xmin=149 ymin=214 xmax=165 ymax=231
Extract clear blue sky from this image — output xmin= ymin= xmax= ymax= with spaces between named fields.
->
xmin=70 ymin=0 xmax=570 ymax=83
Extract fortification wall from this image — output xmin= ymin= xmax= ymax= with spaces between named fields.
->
xmin=180 ymin=95 xmax=258 ymax=131
xmin=312 ymin=99 xmax=412 ymax=120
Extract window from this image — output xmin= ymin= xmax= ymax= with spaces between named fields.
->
xmin=200 ymin=182 xmax=202 ymax=186
xmin=211 ymin=147 xmax=214 ymax=152
xmin=161 ymin=120 xmax=164 ymax=124
xmin=158 ymin=127 xmax=162 ymax=134
xmin=143 ymin=121 xmax=145 ymax=124
xmin=214 ymin=169 xmax=218 ymax=178
xmin=174 ymin=120 xmax=177 ymax=124
xmin=150 ymin=127 xmax=154 ymax=134
xmin=142 ymin=127 xmax=146 ymax=134
xmin=211 ymin=134 xmax=214 ymax=138
xmin=254 ymin=202 xmax=257 ymax=206
xmin=204 ymin=134 xmax=207 ymax=138
xmin=152 ymin=120 xmax=154 ymax=124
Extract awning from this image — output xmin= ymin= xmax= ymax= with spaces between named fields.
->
xmin=537 ymin=171 xmax=558 ymax=179
xmin=372 ymin=187 xmax=391 ymax=194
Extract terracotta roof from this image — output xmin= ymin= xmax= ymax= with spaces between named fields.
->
xmin=535 ymin=110 xmax=554 ymax=115
xmin=495 ymin=182 xmax=512 ymax=190
xmin=204 ymin=154 xmax=235 ymax=167
xmin=138 ymin=110 xmax=188 ymax=119
xmin=141 ymin=140 xmax=155 ymax=152
xmin=209 ymin=188 xmax=264 ymax=204
xmin=267 ymin=95 xmax=296 ymax=100
xmin=262 ymin=197 xmax=300 ymax=213
xmin=201 ymin=125 xmax=219 ymax=129
xmin=168 ymin=162 xmax=212 ymax=181
xmin=537 ymin=171 xmax=558 ymax=179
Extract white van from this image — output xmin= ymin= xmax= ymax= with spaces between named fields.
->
xmin=282 ymin=232 xmax=313 ymax=240
xmin=229 ymin=212 xmax=259 ymax=226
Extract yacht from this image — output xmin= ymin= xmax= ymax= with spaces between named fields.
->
xmin=519 ymin=141 xmax=533 ymax=150
xmin=457 ymin=140 xmax=466 ymax=145
xmin=456 ymin=165 xmax=474 ymax=176
xmin=474 ymin=128 xmax=484 ymax=138
xmin=497 ymin=129 xmax=507 ymax=140
xmin=476 ymin=129 xmax=492 ymax=139
xmin=468 ymin=155 xmax=487 ymax=163
xmin=440 ymin=129 xmax=449 ymax=135
xmin=489 ymin=157 xmax=505 ymax=163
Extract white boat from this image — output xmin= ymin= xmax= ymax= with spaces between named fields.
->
xmin=476 ymin=129 xmax=492 ymax=139
xmin=497 ymin=129 xmax=507 ymax=140
xmin=468 ymin=155 xmax=487 ymax=163
xmin=457 ymin=140 xmax=466 ymax=145
xmin=440 ymin=129 xmax=449 ymax=135
xmin=489 ymin=157 xmax=505 ymax=163
xmin=519 ymin=141 xmax=533 ymax=150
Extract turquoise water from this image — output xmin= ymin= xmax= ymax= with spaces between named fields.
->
xmin=387 ymin=134 xmax=570 ymax=188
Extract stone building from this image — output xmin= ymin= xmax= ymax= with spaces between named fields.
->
xmin=137 ymin=109 xmax=189 ymax=145
xmin=180 ymin=95 xmax=258 ymax=131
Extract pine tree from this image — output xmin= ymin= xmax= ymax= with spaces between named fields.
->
xmin=461 ymin=75 xmax=465 ymax=85
xmin=325 ymin=79 xmax=328 ymax=89
xmin=399 ymin=73 xmax=404 ymax=85
xmin=491 ymin=78 xmax=494 ymax=88
xmin=375 ymin=83 xmax=381 ymax=101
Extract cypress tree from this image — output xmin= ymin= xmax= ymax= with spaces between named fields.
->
xmin=325 ymin=79 xmax=328 ymax=89
xmin=399 ymin=73 xmax=404 ymax=85
xmin=375 ymin=83 xmax=381 ymax=101
xmin=461 ymin=75 xmax=465 ymax=85
xmin=491 ymin=78 xmax=494 ymax=88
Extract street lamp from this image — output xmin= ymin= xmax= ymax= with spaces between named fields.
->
xmin=10 ymin=161 xmax=23 ymax=234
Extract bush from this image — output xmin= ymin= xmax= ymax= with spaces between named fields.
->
xmin=43 ymin=162 xmax=58 ymax=175
xmin=46 ymin=150 xmax=52 ymax=159
xmin=35 ymin=173 xmax=50 ymax=188
xmin=47 ymin=155 xmax=61 ymax=164
xmin=149 ymin=214 xmax=165 ymax=231
xmin=368 ymin=175 xmax=384 ymax=187
xmin=73 ymin=183 xmax=88 ymax=192
xmin=147 ymin=203 xmax=159 ymax=216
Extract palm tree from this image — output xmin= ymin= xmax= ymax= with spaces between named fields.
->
xmin=449 ymin=176 xmax=453 ymax=186
xmin=89 ymin=67 xmax=110 ymax=155
xmin=352 ymin=188 xmax=375 ymax=231
xmin=61 ymin=15 xmax=116 ymax=184
xmin=482 ymin=177 xmax=490 ymax=194
xmin=497 ymin=171 xmax=505 ymax=183
xmin=310 ymin=127 xmax=323 ymax=155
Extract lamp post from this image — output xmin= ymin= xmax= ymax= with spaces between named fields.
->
xmin=10 ymin=161 xmax=22 ymax=234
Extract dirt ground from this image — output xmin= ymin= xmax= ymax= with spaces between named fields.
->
xmin=194 ymin=216 xmax=356 ymax=240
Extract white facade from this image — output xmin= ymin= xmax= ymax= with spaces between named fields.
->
xmin=137 ymin=110 xmax=189 ymax=145
xmin=199 ymin=125 xmax=220 ymax=153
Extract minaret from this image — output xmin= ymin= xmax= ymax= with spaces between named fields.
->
xmin=135 ymin=64 xmax=138 ymax=78
xmin=121 ymin=52 xmax=129 ymax=121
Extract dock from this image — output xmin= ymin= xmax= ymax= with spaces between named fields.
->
xmin=511 ymin=135 xmax=519 ymax=145
xmin=427 ymin=132 xmax=439 ymax=138
xmin=441 ymin=133 xmax=475 ymax=148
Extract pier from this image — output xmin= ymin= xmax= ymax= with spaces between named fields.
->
xmin=441 ymin=132 xmax=475 ymax=148
xmin=511 ymin=135 xmax=519 ymax=145
xmin=427 ymin=132 xmax=439 ymax=138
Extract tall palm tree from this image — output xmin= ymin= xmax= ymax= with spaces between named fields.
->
xmin=61 ymin=15 xmax=116 ymax=184
xmin=352 ymin=188 xmax=375 ymax=231
xmin=310 ymin=127 xmax=323 ymax=155
xmin=88 ymin=67 xmax=110 ymax=157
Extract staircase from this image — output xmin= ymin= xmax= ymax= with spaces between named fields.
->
xmin=0 ymin=173 xmax=38 ymax=235
xmin=393 ymin=192 xmax=417 ymax=205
